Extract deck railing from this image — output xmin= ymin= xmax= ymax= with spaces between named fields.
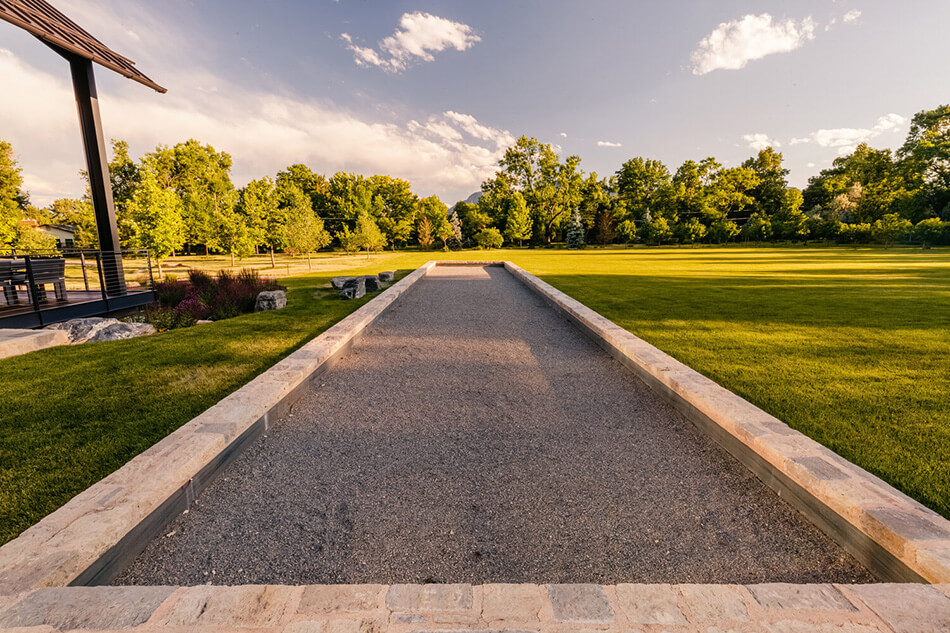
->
xmin=0 ymin=249 xmax=154 ymax=327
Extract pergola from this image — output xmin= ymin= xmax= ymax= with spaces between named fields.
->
xmin=0 ymin=0 xmax=165 ymax=296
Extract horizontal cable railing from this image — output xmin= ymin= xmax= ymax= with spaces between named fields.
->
xmin=0 ymin=249 xmax=154 ymax=324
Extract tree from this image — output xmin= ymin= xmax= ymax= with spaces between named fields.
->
xmin=127 ymin=165 xmax=185 ymax=278
xmin=565 ymin=207 xmax=585 ymax=249
xmin=772 ymin=189 xmax=810 ymax=240
xmin=914 ymin=218 xmax=949 ymax=247
xmin=238 ymin=177 xmax=277 ymax=258
xmin=871 ymin=213 xmax=912 ymax=248
xmin=742 ymin=147 xmax=789 ymax=217
xmin=898 ymin=105 xmax=950 ymax=216
xmin=645 ymin=216 xmax=673 ymax=244
xmin=475 ymin=227 xmax=503 ymax=249
xmin=741 ymin=212 xmax=772 ymax=242
xmin=1 ymin=139 xmax=24 ymax=247
xmin=107 ymin=140 xmax=141 ymax=246
xmin=281 ymin=191 xmax=331 ymax=268
xmin=416 ymin=195 xmax=452 ymax=246
xmin=707 ymin=218 xmax=739 ymax=243
xmin=454 ymin=200 xmax=490 ymax=242
xmin=448 ymin=209 xmax=463 ymax=247
xmin=616 ymin=157 xmax=672 ymax=223
xmin=352 ymin=211 xmax=387 ymax=254
xmin=617 ymin=219 xmax=638 ymax=243
xmin=503 ymin=192 xmax=531 ymax=245
xmin=675 ymin=217 xmax=707 ymax=244
xmin=417 ymin=216 xmax=434 ymax=250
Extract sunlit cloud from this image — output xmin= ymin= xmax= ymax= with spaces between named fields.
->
xmin=691 ymin=14 xmax=816 ymax=75
xmin=597 ymin=141 xmax=622 ymax=148
xmin=790 ymin=113 xmax=907 ymax=155
xmin=743 ymin=133 xmax=781 ymax=151
xmin=342 ymin=12 xmax=480 ymax=73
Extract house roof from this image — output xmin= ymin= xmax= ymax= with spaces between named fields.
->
xmin=0 ymin=0 xmax=166 ymax=93
xmin=38 ymin=224 xmax=76 ymax=233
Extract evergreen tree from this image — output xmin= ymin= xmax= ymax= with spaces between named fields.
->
xmin=565 ymin=207 xmax=585 ymax=249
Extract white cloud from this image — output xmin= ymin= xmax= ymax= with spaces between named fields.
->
xmin=559 ymin=132 xmax=567 ymax=138
xmin=790 ymin=113 xmax=907 ymax=155
xmin=597 ymin=141 xmax=622 ymax=148
xmin=343 ymin=12 xmax=480 ymax=73
xmin=743 ymin=133 xmax=781 ymax=151
xmin=843 ymin=10 xmax=862 ymax=24
xmin=0 ymin=47 xmax=512 ymax=207
xmin=691 ymin=14 xmax=816 ymax=75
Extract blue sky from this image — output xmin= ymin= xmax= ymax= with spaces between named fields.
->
xmin=2 ymin=0 xmax=949 ymax=206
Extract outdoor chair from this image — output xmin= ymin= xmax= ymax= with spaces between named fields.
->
xmin=0 ymin=259 xmax=28 ymax=304
xmin=27 ymin=258 xmax=68 ymax=302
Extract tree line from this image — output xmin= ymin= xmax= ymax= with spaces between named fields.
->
xmin=2 ymin=104 xmax=948 ymax=267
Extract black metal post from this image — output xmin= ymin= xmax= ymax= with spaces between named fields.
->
xmin=65 ymin=53 xmax=126 ymax=297
xmin=79 ymin=251 xmax=90 ymax=291
xmin=23 ymin=257 xmax=44 ymax=325
xmin=95 ymin=251 xmax=110 ymax=311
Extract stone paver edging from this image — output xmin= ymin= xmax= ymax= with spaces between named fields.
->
xmin=502 ymin=261 xmax=950 ymax=584
xmin=1 ymin=582 xmax=949 ymax=632
xmin=0 ymin=262 xmax=437 ymax=596
xmin=2 ymin=261 xmax=950 ymax=631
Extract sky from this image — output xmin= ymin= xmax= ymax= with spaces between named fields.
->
xmin=2 ymin=0 xmax=949 ymax=207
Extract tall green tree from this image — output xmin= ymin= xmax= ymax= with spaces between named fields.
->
xmin=127 ymin=163 xmax=185 ymax=278
xmin=503 ymin=192 xmax=531 ymax=246
xmin=742 ymin=147 xmax=789 ymax=217
xmin=0 ymin=140 xmax=24 ymax=247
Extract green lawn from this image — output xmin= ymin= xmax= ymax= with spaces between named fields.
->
xmin=1 ymin=246 xmax=948 ymax=545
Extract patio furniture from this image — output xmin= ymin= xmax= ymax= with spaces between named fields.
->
xmin=28 ymin=258 xmax=67 ymax=302
xmin=0 ymin=259 xmax=28 ymax=304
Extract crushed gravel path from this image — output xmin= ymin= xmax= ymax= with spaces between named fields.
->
xmin=116 ymin=265 xmax=873 ymax=585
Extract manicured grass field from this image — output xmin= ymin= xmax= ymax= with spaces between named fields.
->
xmin=1 ymin=246 xmax=948 ymax=545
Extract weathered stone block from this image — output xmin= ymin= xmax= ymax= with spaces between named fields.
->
xmin=385 ymin=585 xmax=473 ymax=612
xmin=848 ymin=583 xmax=950 ymax=633
xmin=677 ymin=584 xmax=749 ymax=623
xmin=749 ymin=584 xmax=856 ymax=612
xmin=547 ymin=584 xmax=613 ymax=623
xmin=0 ymin=586 xmax=173 ymax=630
xmin=379 ymin=271 xmax=394 ymax=282
xmin=155 ymin=585 xmax=291 ymax=627
xmin=614 ymin=584 xmax=687 ymax=626
xmin=299 ymin=585 xmax=384 ymax=614
xmin=340 ymin=277 xmax=366 ymax=300
xmin=481 ymin=584 xmax=543 ymax=622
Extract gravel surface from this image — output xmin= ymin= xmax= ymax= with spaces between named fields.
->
xmin=117 ymin=265 xmax=873 ymax=585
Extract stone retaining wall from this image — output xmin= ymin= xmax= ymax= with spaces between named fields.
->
xmin=1 ymin=582 xmax=948 ymax=632
xmin=503 ymin=261 xmax=950 ymax=584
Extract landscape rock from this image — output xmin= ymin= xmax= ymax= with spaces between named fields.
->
xmin=254 ymin=290 xmax=287 ymax=312
xmin=379 ymin=271 xmax=394 ymax=283
xmin=340 ymin=277 xmax=366 ymax=300
xmin=45 ymin=317 xmax=155 ymax=344
xmin=361 ymin=275 xmax=381 ymax=292
xmin=331 ymin=277 xmax=353 ymax=290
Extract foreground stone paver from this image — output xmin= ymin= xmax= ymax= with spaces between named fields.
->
xmin=0 ymin=583 xmax=947 ymax=632
xmin=0 ymin=328 xmax=68 ymax=359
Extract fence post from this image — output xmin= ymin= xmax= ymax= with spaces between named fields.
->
xmin=79 ymin=251 xmax=90 ymax=291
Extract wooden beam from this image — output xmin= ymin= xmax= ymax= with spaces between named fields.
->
xmin=66 ymin=53 xmax=126 ymax=296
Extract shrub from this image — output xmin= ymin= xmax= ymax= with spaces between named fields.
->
xmin=475 ymin=227 xmax=503 ymax=249
xmin=144 ymin=268 xmax=284 ymax=330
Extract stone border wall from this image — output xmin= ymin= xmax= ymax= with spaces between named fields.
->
xmin=503 ymin=261 xmax=950 ymax=584
xmin=2 ymin=259 xmax=949 ymax=612
xmin=1 ymin=582 xmax=949 ymax=632
xmin=0 ymin=262 xmax=438 ymax=597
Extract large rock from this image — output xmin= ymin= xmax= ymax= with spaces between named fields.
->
xmin=378 ymin=271 xmax=394 ymax=283
xmin=254 ymin=290 xmax=287 ymax=312
xmin=360 ymin=275 xmax=381 ymax=292
xmin=331 ymin=277 xmax=353 ymax=290
xmin=340 ymin=277 xmax=366 ymax=299
xmin=45 ymin=317 xmax=155 ymax=344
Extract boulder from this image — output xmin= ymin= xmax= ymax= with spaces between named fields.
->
xmin=331 ymin=276 xmax=353 ymax=290
xmin=45 ymin=317 xmax=155 ymax=344
xmin=254 ymin=290 xmax=287 ymax=312
xmin=340 ymin=277 xmax=366 ymax=299
xmin=88 ymin=322 xmax=156 ymax=343
xmin=360 ymin=275 xmax=381 ymax=292
xmin=378 ymin=271 xmax=394 ymax=283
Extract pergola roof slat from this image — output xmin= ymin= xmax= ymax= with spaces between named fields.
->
xmin=0 ymin=0 xmax=166 ymax=93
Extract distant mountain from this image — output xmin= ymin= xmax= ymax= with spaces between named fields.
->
xmin=464 ymin=191 xmax=482 ymax=205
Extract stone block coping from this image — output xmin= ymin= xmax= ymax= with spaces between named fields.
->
xmin=1 ymin=261 xmax=949 ymax=630
xmin=0 ymin=582 xmax=948 ymax=632
xmin=0 ymin=328 xmax=69 ymax=359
